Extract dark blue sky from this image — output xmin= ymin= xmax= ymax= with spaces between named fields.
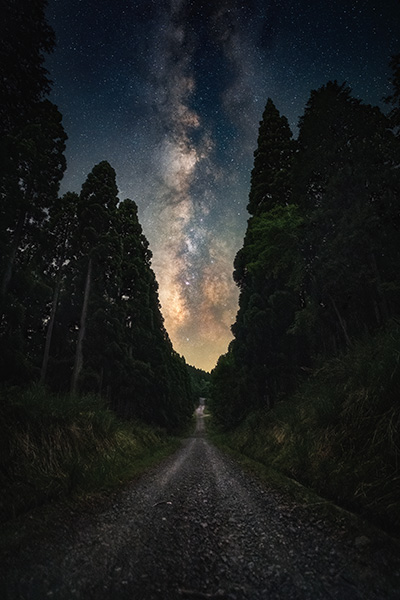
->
xmin=45 ymin=0 xmax=400 ymax=370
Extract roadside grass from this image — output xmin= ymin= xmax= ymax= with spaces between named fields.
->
xmin=0 ymin=384 xmax=182 ymax=523
xmin=208 ymin=424 xmax=400 ymax=571
xmin=209 ymin=325 xmax=400 ymax=537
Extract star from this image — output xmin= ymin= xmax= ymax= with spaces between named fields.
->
xmin=45 ymin=0 xmax=400 ymax=370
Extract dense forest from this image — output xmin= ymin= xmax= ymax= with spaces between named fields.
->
xmin=2 ymin=0 xmax=400 ymax=531
xmin=211 ymin=58 xmax=400 ymax=530
xmin=0 ymin=0 xmax=196 ymax=432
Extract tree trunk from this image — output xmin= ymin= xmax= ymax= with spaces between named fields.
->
xmin=370 ymin=251 xmax=389 ymax=324
xmin=40 ymin=275 xmax=62 ymax=384
xmin=99 ymin=365 xmax=104 ymax=396
xmin=40 ymin=223 xmax=71 ymax=385
xmin=71 ymin=258 xmax=92 ymax=395
xmin=329 ymin=294 xmax=351 ymax=347
xmin=1 ymin=210 xmax=26 ymax=299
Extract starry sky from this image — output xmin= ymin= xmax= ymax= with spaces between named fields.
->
xmin=45 ymin=0 xmax=400 ymax=372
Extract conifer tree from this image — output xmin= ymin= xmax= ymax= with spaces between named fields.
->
xmin=293 ymin=82 xmax=400 ymax=354
xmin=247 ymin=98 xmax=294 ymax=216
xmin=70 ymin=162 xmax=118 ymax=395
xmin=40 ymin=192 xmax=79 ymax=384
xmin=0 ymin=0 xmax=67 ymax=385
xmin=0 ymin=0 xmax=54 ymax=138
xmin=0 ymin=101 xmax=67 ymax=302
xmin=0 ymin=101 xmax=66 ymax=384
xmin=386 ymin=54 xmax=400 ymax=130
xmin=212 ymin=80 xmax=400 ymax=434
xmin=214 ymin=100 xmax=299 ymax=426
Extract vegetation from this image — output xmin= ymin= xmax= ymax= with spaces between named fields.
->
xmin=211 ymin=67 xmax=400 ymax=531
xmin=212 ymin=323 xmax=400 ymax=533
xmin=0 ymin=385 xmax=180 ymax=522
xmin=2 ymin=2 xmax=400 ymax=532
xmin=187 ymin=364 xmax=211 ymax=400
xmin=0 ymin=1 xmax=194 ymax=433
xmin=0 ymin=1 xmax=194 ymax=519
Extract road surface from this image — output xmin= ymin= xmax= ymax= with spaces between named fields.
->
xmin=1 ymin=409 xmax=399 ymax=599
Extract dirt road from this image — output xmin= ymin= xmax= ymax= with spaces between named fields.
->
xmin=1 ymin=410 xmax=399 ymax=599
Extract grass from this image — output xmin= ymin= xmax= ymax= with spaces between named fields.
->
xmin=0 ymin=384 xmax=182 ymax=522
xmin=210 ymin=324 xmax=400 ymax=536
xmin=208 ymin=423 xmax=400 ymax=573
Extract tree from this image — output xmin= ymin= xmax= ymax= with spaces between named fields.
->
xmin=0 ymin=1 xmax=66 ymax=386
xmin=62 ymin=169 xmax=194 ymax=430
xmin=40 ymin=192 xmax=79 ymax=383
xmin=212 ymin=100 xmax=300 ymax=425
xmin=293 ymin=81 xmax=400 ymax=354
xmin=232 ymin=206 xmax=304 ymax=409
xmin=104 ymin=198 xmax=193 ymax=428
xmin=70 ymin=162 xmax=118 ymax=395
xmin=210 ymin=350 xmax=245 ymax=430
xmin=247 ymin=98 xmax=295 ymax=216
xmin=187 ymin=364 xmax=211 ymax=400
xmin=386 ymin=54 xmax=400 ymax=130
xmin=0 ymin=101 xmax=66 ymax=385
xmin=0 ymin=0 xmax=54 ymax=138
xmin=0 ymin=100 xmax=67 ymax=301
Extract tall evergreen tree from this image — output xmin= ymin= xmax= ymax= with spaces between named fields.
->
xmin=293 ymin=82 xmax=400 ymax=354
xmin=212 ymin=78 xmax=400 ymax=442
xmin=70 ymin=161 xmax=118 ymax=395
xmin=0 ymin=0 xmax=54 ymax=138
xmin=48 ymin=166 xmax=194 ymax=429
xmin=40 ymin=192 xmax=79 ymax=384
xmin=212 ymin=100 xmax=299 ymax=427
xmin=0 ymin=101 xmax=66 ymax=384
xmin=0 ymin=0 xmax=67 ymax=385
xmin=0 ymin=101 xmax=67 ymax=300
xmin=247 ymin=98 xmax=294 ymax=216
xmin=103 ymin=198 xmax=193 ymax=428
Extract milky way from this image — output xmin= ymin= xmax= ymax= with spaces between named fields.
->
xmin=145 ymin=1 xmax=253 ymax=370
xmin=46 ymin=0 xmax=400 ymax=370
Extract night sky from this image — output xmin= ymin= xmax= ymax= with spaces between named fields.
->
xmin=45 ymin=0 xmax=400 ymax=371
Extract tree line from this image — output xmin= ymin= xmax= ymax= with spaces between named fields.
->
xmin=211 ymin=60 xmax=400 ymax=429
xmin=0 ymin=0 xmax=195 ymax=430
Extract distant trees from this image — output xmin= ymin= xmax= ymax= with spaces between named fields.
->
xmin=211 ymin=81 xmax=400 ymax=429
xmin=187 ymin=365 xmax=211 ymax=400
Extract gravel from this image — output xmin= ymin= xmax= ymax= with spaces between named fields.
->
xmin=1 ymin=411 xmax=400 ymax=599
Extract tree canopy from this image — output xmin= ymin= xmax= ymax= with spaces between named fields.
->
xmin=0 ymin=1 xmax=194 ymax=431
xmin=211 ymin=82 xmax=400 ymax=429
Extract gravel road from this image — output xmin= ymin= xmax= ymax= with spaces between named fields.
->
xmin=1 ymin=409 xmax=400 ymax=599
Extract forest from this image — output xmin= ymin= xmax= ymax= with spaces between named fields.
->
xmin=0 ymin=1 xmax=199 ymax=429
xmin=210 ymin=59 xmax=400 ymax=532
xmin=1 ymin=0 xmax=399 ymax=532
xmin=0 ymin=1 xmax=202 ymax=519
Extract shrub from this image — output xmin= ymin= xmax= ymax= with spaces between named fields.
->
xmin=0 ymin=385 xmax=173 ymax=521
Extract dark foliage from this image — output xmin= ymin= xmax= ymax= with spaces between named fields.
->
xmin=385 ymin=53 xmax=400 ymax=129
xmin=187 ymin=364 xmax=211 ymax=400
xmin=0 ymin=0 xmax=54 ymax=138
xmin=212 ymin=81 xmax=400 ymax=430
xmin=0 ymin=1 xmax=194 ymax=432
